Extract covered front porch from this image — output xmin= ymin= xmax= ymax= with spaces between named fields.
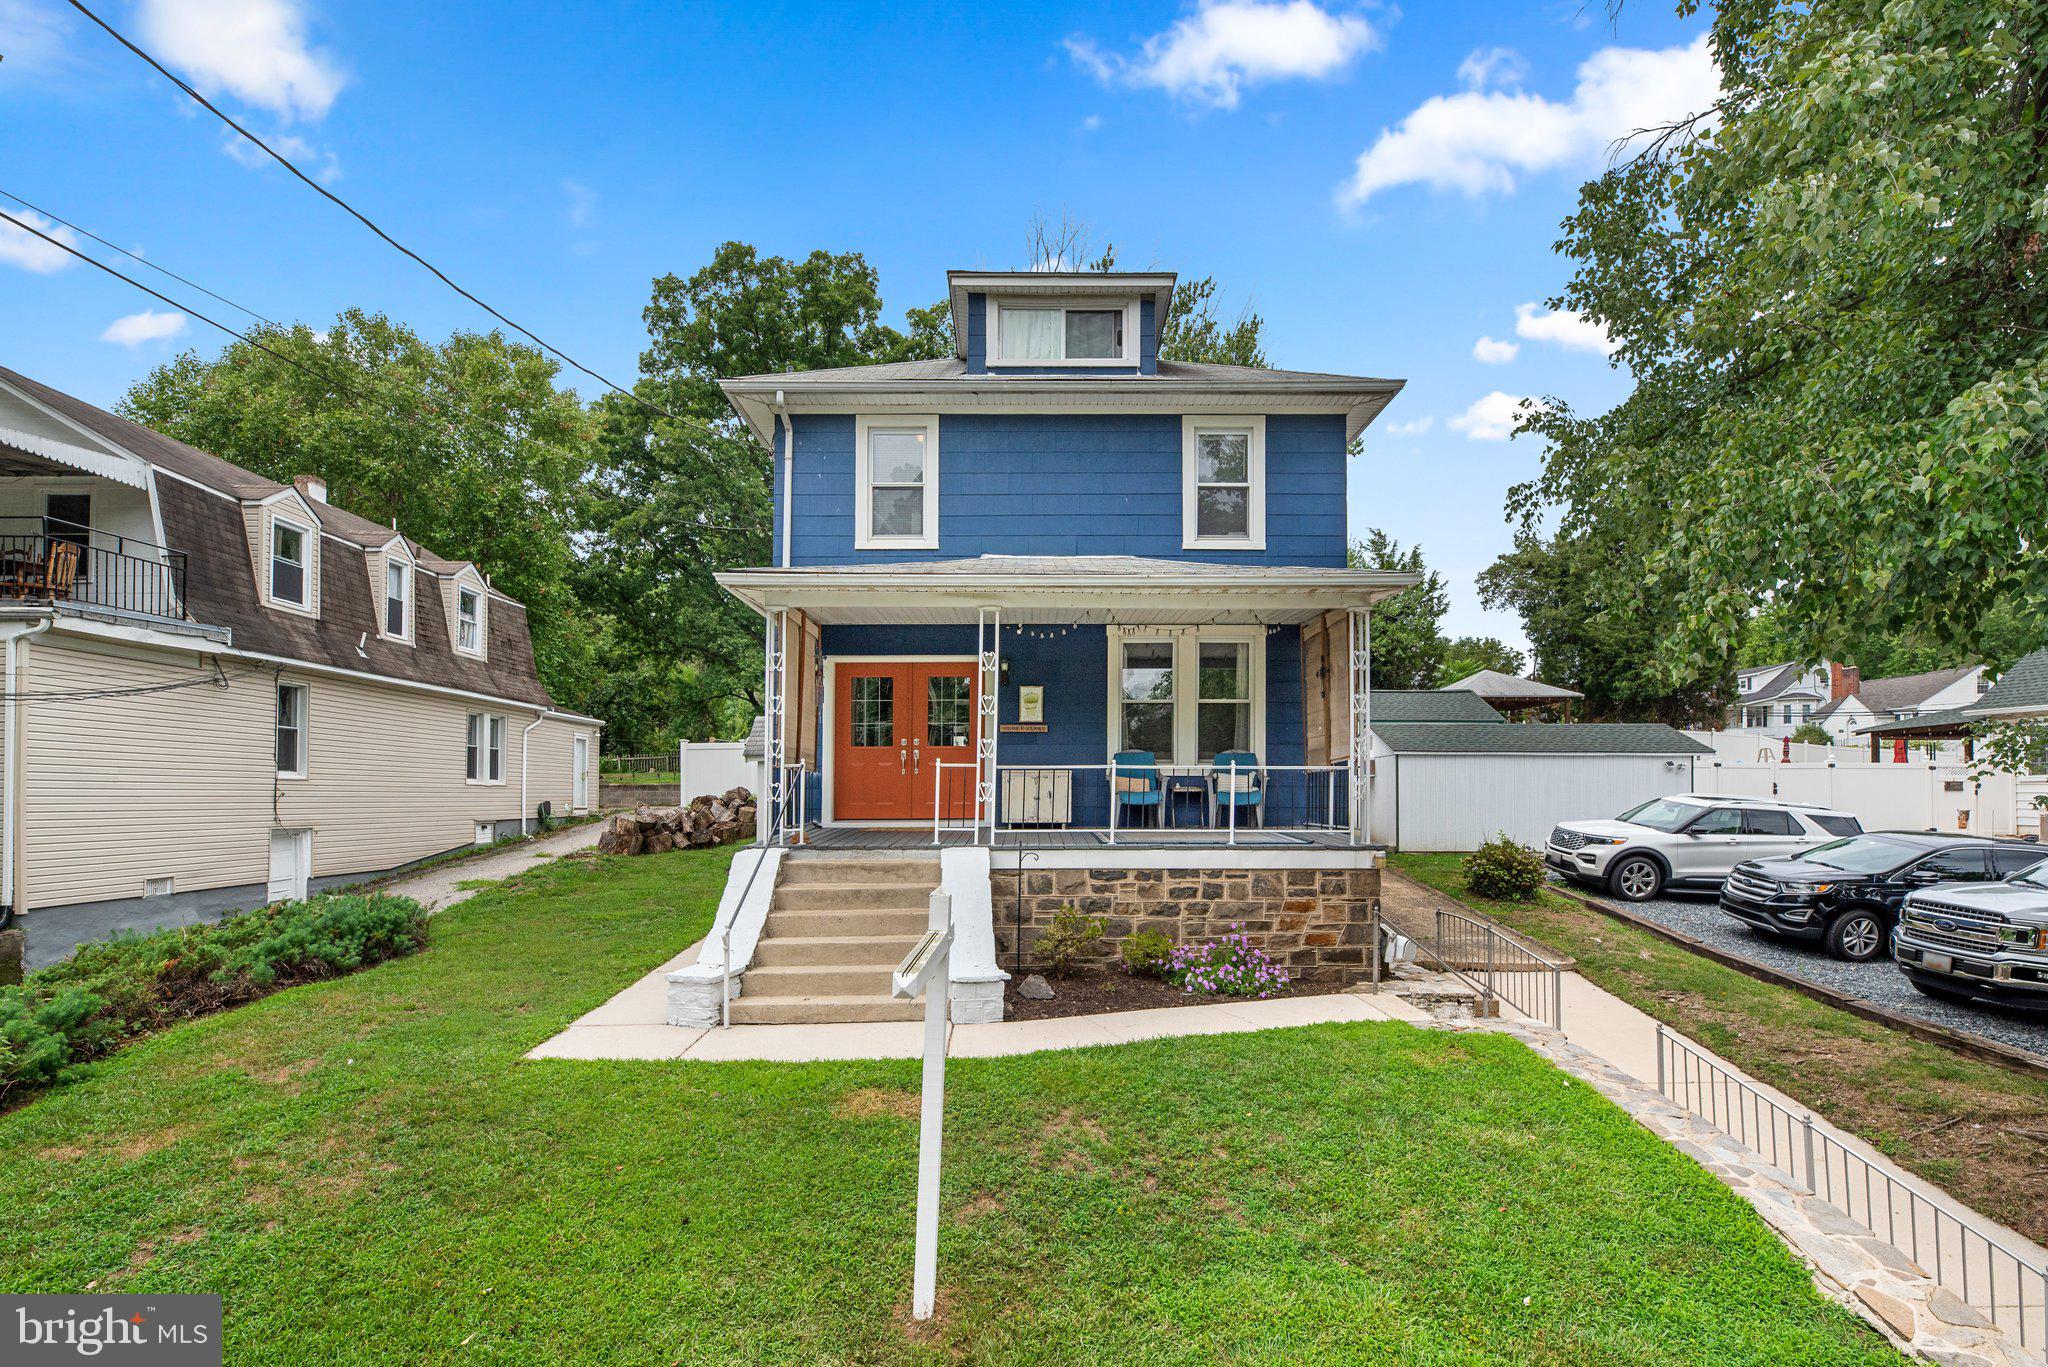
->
xmin=717 ymin=555 xmax=1416 ymax=851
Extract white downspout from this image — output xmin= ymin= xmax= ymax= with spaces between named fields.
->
xmin=520 ymin=710 xmax=547 ymax=835
xmin=5 ymin=617 xmax=54 ymax=914
xmin=775 ymin=390 xmax=793 ymax=569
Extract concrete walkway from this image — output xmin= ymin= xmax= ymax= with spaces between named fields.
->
xmin=528 ymin=943 xmax=1431 ymax=1063
xmin=379 ymin=820 xmax=605 ymax=914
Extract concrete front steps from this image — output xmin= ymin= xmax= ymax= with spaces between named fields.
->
xmin=729 ymin=855 xmax=940 ymax=1025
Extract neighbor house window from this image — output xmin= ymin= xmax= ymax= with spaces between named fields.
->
xmin=270 ymin=518 xmax=309 ymax=606
xmin=384 ymin=559 xmax=410 ymax=639
xmin=854 ymin=414 xmax=939 ymax=550
xmin=992 ymin=303 xmax=1129 ymax=363
xmin=456 ymin=585 xmax=484 ymax=654
xmin=466 ymin=713 xmax=503 ymax=783
xmin=1182 ymin=416 xmax=1265 ymax=549
xmin=276 ymin=683 xmax=308 ymax=777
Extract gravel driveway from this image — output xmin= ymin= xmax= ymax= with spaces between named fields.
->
xmin=1572 ymin=883 xmax=2048 ymax=1061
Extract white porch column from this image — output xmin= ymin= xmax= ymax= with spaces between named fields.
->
xmin=762 ymin=606 xmax=788 ymax=845
xmin=975 ymin=606 xmax=1001 ymax=846
xmin=1349 ymin=606 xmax=1372 ymax=845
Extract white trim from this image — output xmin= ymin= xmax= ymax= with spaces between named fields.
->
xmin=275 ymin=680 xmax=310 ymax=779
xmin=0 ymin=421 xmax=149 ymax=489
xmin=991 ymin=846 xmax=1382 ymax=871
xmin=820 ymin=653 xmax=979 ymax=826
xmin=466 ymin=710 xmax=507 ymax=784
xmin=1104 ymin=626 xmax=1265 ymax=766
xmin=1181 ymin=414 xmax=1265 ymax=551
xmin=266 ymin=511 xmax=317 ymax=616
xmin=985 ymin=296 xmax=1138 ymax=369
xmin=854 ymin=414 xmax=940 ymax=551
xmin=378 ymin=541 xmax=416 ymax=645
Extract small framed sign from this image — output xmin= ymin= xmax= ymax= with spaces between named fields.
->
xmin=1018 ymin=685 xmax=1044 ymax=724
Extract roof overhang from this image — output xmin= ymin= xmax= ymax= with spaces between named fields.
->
xmin=716 ymin=563 xmax=1420 ymax=626
xmin=0 ymin=422 xmax=148 ymax=489
xmin=719 ymin=374 xmax=1404 ymax=450
xmin=946 ymin=271 xmax=1178 ymax=358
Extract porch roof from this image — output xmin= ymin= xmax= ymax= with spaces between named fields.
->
xmin=716 ymin=555 xmax=1421 ymax=625
xmin=0 ymin=422 xmax=148 ymax=489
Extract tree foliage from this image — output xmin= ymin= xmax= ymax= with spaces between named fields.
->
xmin=1513 ymin=0 xmax=2048 ymax=683
xmin=1348 ymin=530 xmax=1448 ymax=688
xmin=1441 ymin=636 xmax=1526 ymax=682
xmin=119 ymin=311 xmax=598 ymax=703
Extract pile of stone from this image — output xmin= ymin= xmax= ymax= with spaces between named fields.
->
xmin=597 ymin=788 xmax=755 ymax=855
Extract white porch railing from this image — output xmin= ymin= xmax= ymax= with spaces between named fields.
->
xmin=929 ymin=761 xmax=1357 ymax=845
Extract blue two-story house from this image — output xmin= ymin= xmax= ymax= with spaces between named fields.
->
xmin=675 ymin=267 xmax=1415 ymax=1026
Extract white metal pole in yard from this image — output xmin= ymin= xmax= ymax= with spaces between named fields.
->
xmin=892 ymin=889 xmax=955 ymax=1320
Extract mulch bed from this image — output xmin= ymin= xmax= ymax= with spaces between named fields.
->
xmin=1002 ymin=968 xmax=1323 ymax=1020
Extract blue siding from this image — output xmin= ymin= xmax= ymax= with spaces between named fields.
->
xmin=787 ymin=412 xmax=1347 ymax=566
xmin=965 ymin=293 xmax=987 ymax=374
xmin=1139 ymin=297 xmax=1158 ymax=375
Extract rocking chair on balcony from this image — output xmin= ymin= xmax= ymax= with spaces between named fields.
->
xmin=0 ymin=539 xmax=79 ymax=601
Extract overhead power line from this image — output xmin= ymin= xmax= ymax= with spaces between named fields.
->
xmin=64 ymin=0 xmax=677 ymax=425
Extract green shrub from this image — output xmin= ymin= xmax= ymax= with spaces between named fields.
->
xmin=1464 ymin=834 xmax=1546 ymax=902
xmin=1034 ymin=905 xmax=1106 ymax=976
xmin=1119 ymin=929 xmax=1175 ymax=979
xmin=1788 ymin=723 xmax=1833 ymax=746
xmin=3 ymin=892 xmax=426 ymax=1104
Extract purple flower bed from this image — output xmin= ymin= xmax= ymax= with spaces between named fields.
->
xmin=1166 ymin=926 xmax=1290 ymax=999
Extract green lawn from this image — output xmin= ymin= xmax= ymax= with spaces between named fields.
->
xmin=0 ymin=846 xmax=1900 ymax=1364
xmin=1389 ymin=852 xmax=2048 ymax=1249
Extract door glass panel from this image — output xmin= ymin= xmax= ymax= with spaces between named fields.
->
xmin=1742 ymin=809 xmax=1797 ymax=835
xmin=850 ymin=676 xmax=894 ymax=747
xmin=1917 ymin=849 xmax=1990 ymax=880
xmin=1688 ymin=808 xmax=1745 ymax=835
xmin=927 ymin=675 xmax=971 ymax=747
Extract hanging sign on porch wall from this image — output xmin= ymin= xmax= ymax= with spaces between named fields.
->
xmin=1018 ymin=685 xmax=1044 ymax=724
xmin=999 ymin=724 xmax=1048 ymax=734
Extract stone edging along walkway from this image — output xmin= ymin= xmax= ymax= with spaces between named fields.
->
xmin=1478 ymin=1017 xmax=2043 ymax=1367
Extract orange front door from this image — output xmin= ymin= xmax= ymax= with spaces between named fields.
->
xmin=833 ymin=662 xmax=978 ymax=821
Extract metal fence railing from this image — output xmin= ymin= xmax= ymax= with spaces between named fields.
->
xmin=600 ymin=753 xmax=677 ymax=777
xmin=0 ymin=517 xmax=186 ymax=621
xmin=1654 ymin=1025 xmax=2046 ymax=1349
xmin=1411 ymin=907 xmax=1564 ymax=1028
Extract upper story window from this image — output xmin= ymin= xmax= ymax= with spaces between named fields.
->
xmin=855 ymin=414 xmax=939 ymax=550
xmin=270 ymin=517 xmax=310 ymax=607
xmin=456 ymin=584 xmax=485 ymax=655
xmin=990 ymin=300 xmax=1133 ymax=366
xmin=384 ymin=559 xmax=411 ymax=640
xmin=1182 ymin=415 xmax=1266 ymax=551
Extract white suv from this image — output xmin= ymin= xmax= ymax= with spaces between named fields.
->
xmin=1546 ymin=795 xmax=1863 ymax=903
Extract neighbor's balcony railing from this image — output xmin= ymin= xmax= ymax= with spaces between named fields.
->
xmin=0 ymin=516 xmax=187 ymax=622
xmin=930 ymin=761 xmax=1356 ymax=845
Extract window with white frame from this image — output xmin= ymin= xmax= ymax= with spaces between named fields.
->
xmin=854 ymin=415 xmax=939 ymax=549
xmin=1110 ymin=632 xmax=1264 ymax=764
xmin=276 ymin=683 xmax=308 ymax=777
xmin=270 ymin=517 xmax=309 ymax=607
xmin=466 ymin=712 xmax=503 ymax=783
xmin=384 ymin=558 xmax=410 ymax=640
xmin=456 ymin=584 xmax=484 ymax=654
xmin=991 ymin=301 xmax=1130 ymax=364
xmin=1182 ymin=415 xmax=1265 ymax=549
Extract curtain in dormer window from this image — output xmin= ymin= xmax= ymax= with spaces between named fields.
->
xmin=998 ymin=307 xmax=1060 ymax=361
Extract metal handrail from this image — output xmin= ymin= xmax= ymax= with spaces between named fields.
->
xmin=1417 ymin=907 xmax=1564 ymax=1027
xmin=984 ymin=761 xmax=1353 ymax=844
xmin=718 ymin=763 xmax=802 ymax=1027
xmin=0 ymin=518 xmax=187 ymax=620
xmin=1654 ymin=1025 xmax=2046 ymax=1347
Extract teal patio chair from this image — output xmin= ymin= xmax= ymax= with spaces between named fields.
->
xmin=1112 ymin=750 xmax=1163 ymax=829
xmin=1209 ymin=750 xmax=1264 ymax=829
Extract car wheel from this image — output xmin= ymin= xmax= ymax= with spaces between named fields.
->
xmin=1608 ymin=855 xmax=1663 ymax=903
xmin=1824 ymin=908 xmax=1884 ymax=962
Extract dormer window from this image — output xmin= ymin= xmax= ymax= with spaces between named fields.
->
xmin=989 ymin=300 xmax=1133 ymax=366
xmin=384 ymin=559 xmax=410 ymax=639
xmin=456 ymin=585 xmax=484 ymax=654
xmin=270 ymin=518 xmax=309 ymax=606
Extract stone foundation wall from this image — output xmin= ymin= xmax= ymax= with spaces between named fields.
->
xmin=992 ymin=864 xmax=1382 ymax=985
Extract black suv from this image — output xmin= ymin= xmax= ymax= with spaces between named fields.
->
xmin=1718 ymin=832 xmax=2046 ymax=961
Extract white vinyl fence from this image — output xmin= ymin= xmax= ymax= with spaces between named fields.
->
xmin=677 ymin=741 xmax=754 ymax=804
xmin=1692 ymin=762 xmax=2019 ymax=836
xmin=1374 ymin=752 xmax=1697 ymax=852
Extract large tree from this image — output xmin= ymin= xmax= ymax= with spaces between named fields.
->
xmin=120 ymin=311 xmax=598 ymax=704
xmin=1348 ymin=530 xmax=1449 ymax=688
xmin=1512 ymin=0 xmax=2048 ymax=684
xmin=1441 ymin=636 xmax=1526 ymax=682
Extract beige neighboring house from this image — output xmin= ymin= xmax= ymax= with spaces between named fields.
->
xmin=0 ymin=366 xmax=600 ymax=963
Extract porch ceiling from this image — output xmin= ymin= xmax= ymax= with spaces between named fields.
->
xmin=0 ymin=423 xmax=148 ymax=489
xmin=716 ymin=556 xmax=1420 ymax=625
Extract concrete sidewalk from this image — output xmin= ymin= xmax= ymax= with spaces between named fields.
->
xmin=379 ymin=820 xmax=605 ymax=914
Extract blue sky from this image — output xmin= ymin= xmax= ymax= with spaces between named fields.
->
xmin=0 ymin=0 xmax=1718 ymax=655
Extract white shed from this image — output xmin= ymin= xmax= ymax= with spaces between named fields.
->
xmin=1368 ymin=722 xmax=1710 ymax=852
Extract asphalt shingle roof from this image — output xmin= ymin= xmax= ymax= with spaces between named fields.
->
xmin=1440 ymin=669 xmax=1582 ymax=702
xmin=1969 ymin=647 xmax=2048 ymax=719
xmin=1856 ymin=706 xmax=1976 ymax=737
xmin=1369 ymin=690 xmax=1506 ymax=723
xmin=1371 ymin=722 xmax=1711 ymax=755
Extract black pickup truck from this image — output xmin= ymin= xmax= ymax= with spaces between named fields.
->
xmin=1718 ymin=831 xmax=2046 ymax=961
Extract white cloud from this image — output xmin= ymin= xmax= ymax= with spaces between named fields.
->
xmin=137 ymin=0 xmax=346 ymax=122
xmin=1068 ymin=1 xmax=1381 ymax=110
xmin=1514 ymin=301 xmax=1617 ymax=355
xmin=1382 ymin=416 xmax=1434 ymax=437
xmin=100 ymin=310 xmax=189 ymax=346
xmin=1472 ymin=335 xmax=1519 ymax=364
xmin=0 ymin=0 xmax=76 ymax=75
xmin=222 ymin=129 xmax=341 ymax=182
xmin=0 ymin=209 xmax=78 ymax=273
xmin=562 ymin=179 xmax=597 ymax=229
xmin=1078 ymin=113 xmax=1103 ymax=133
xmin=1456 ymin=46 xmax=1527 ymax=91
xmin=1338 ymin=33 xmax=1718 ymax=206
xmin=1448 ymin=391 xmax=1539 ymax=441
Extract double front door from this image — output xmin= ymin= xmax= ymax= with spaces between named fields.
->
xmin=834 ymin=661 xmax=978 ymax=821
